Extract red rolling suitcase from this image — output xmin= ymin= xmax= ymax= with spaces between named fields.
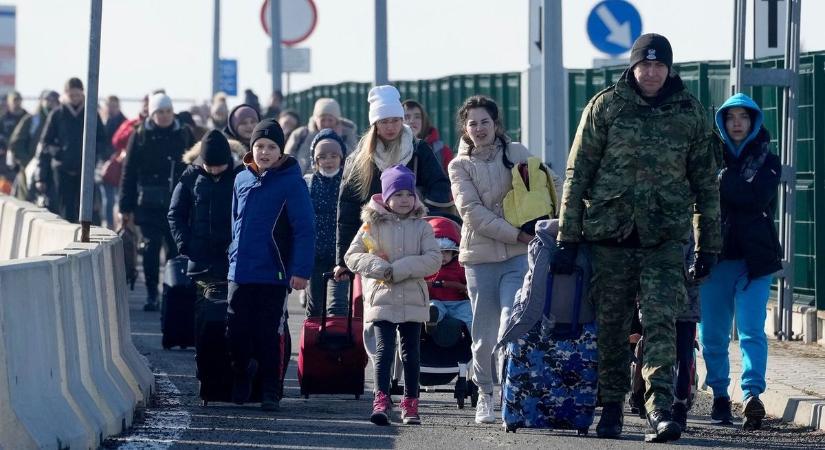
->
xmin=298 ymin=272 xmax=368 ymax=398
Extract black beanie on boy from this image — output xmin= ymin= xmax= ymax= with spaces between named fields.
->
xmin=629 ymin=33 xmax=673 ymax=71
xmin=250 ymin=118 xmax=285 ymax=150
xmin=200 ymin=129 xmax=232 ymax=166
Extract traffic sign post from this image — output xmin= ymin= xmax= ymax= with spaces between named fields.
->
xmin=586 ymin=0 xmax=642 ymax=56
xmin=755 ymin=0 xmax=788 ymax=58
xmin=260 ymin=0 xmax=317 ymax=46
xmin=218 ymin=59 xmax=238 ymax=96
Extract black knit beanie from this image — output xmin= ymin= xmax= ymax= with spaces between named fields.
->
xmin=629 ymin=33 xmax=673 ymax=71
xmin=310 ymin=128 xmax=347 ymax=161
xmin=250 ymin=118 xmax=285 ymax=150
xmin=200 ymin=129 xmax=232 ymax=166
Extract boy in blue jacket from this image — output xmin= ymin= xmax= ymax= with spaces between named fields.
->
xmin=228 ymin=118 xmax=314 ymax=411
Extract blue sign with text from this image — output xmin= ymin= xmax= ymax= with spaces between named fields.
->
xmin=218 ymin=59 xmax=238 ymax=96
xmin=587 ymin=0 xmax=643 ymax=55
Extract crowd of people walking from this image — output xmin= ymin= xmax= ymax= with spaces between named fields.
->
xmin=0 ymin=33 xmax=782 ymax=442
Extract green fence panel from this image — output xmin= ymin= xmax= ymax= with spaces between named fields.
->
xmin=285 ymin=72 xmax=521 ymax=151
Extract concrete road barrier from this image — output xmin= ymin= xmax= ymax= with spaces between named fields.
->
xmin=0 ymin=194 xmax=154 ymax=449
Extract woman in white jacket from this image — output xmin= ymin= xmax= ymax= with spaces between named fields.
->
xmin=448 ymin=95 xmax=561 ymax=424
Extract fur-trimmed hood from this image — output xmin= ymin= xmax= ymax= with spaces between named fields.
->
xmin=183 ymin=137 xmax=247 ymax=164
xmin=360 ymin=193 xmax=427 ymax=225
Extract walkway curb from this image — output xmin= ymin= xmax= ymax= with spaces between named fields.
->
xmin=696 ymin=346 xmax=825 ymax=432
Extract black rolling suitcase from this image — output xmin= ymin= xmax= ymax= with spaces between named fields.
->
xmin=195 ymin=282 xmax=292 ymax=406
xmin=161 ymin=255 xmax=197 ymax=349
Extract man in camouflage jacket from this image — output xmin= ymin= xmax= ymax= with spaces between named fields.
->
xmin=551 ymin=34 xmax=721 ymax=443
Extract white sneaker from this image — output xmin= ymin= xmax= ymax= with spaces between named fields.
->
xmin=475 ymin=393 xmax=495 ymax=424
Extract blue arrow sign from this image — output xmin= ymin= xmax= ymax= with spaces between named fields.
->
xmin=587 ymin=0 xmax=643 ymax=56
xmin=218 ymin=59 xmax=238 ymax=96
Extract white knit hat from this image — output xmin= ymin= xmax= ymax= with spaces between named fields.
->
xmin=368 ymin=85 xmax=404 ymax=125
xmin=148 ymin=93 xmax=173 ymax=117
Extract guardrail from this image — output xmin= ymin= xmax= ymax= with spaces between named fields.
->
xmin=0 ymin=194 xmax=153 ymax=449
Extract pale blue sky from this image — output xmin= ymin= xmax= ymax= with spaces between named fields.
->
xmin=6 ymin=0 xmax=825 ymax=115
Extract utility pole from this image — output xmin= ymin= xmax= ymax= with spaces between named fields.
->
xmin=374 ymin=0 xmax=388 ymax=86
xmin=212 ymin=0 xmax=220 ymax=95
xmin=542 ymin=0 xmax=567 ymax=174
xmin=270 ymin=0 xmax=283 ymax=94
xmin=79 ymin=0 xmax=102 ymax=242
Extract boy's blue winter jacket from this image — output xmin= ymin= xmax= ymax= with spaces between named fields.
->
xmin=228 ymin=153 xmax=315 ymax=285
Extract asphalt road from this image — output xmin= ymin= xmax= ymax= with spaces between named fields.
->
xmin=105 ymin=283 xmax=825 ymax=450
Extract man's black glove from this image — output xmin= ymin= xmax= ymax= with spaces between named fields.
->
xmin=689 ymin=251 xmax=718 ymax=282
xmin=550 ymin=241 xmax=579 ymax=275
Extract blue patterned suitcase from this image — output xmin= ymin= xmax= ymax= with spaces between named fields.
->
xmin=502 ymin=269 xmax=598 ymax=435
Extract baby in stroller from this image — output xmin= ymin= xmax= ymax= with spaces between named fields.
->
xmin=425 ymin=216 xmax=472 ymax=333
xmin=414 ymin=216 xmax=477 ymax=408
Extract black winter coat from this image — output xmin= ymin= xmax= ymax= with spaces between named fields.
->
xmin=335 ymin=138 xmax=453 ymax=266
xmin=719 ymin=127 xmax=783 ymax=278
xmin=35 ymin=104 xmax=106 ymax=182
xmin=167 ymin=163 xmax=242 ymax=278
xmin=119 ymin=119 xmax=193 ymax=226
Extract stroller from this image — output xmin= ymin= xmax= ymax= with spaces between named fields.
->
xmin=395 ymin=215 xmax=477 ymax=408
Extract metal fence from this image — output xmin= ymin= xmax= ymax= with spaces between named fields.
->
xmin=285 ymin=51 xmax=825 ymax=310
xmin=283 ymin=72 xmax=521 ymax=150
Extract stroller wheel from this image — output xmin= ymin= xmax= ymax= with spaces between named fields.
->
xmin=455 ymin=376 xmax=468 ymax=409
xmin=469 ymin=380 xmax=479 ymax=407
xmin=576 ymin=428 xmax=589 ymax=436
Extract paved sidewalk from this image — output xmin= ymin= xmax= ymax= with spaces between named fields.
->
xmin=696 ymin=338 xmax=825 ymax=431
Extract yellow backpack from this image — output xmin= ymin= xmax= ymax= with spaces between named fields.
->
xmin=503 ymin=157 xmax=558 ymax=233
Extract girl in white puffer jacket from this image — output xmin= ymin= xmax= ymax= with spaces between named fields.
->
xmin=345 ymin=164 xmax=441 ymax=427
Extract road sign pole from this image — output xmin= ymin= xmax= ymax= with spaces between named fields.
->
xmin=374 ymin=0 xmax=388 ymax=86
xmin=212 ymin=0 xmax=220 ymax=95
xmin=270 ymin=0 xmax=283 ymax=94
xmin=542 ymin=0 xmax=567 ymax=175
xmin=79 ymin=0 xmax=102 ymax=241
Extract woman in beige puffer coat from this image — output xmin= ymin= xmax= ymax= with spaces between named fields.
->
xmin=345 ymin=164 xmax=441 ymax=425
xmin=448 ymin=95 xmax=562 ymax=425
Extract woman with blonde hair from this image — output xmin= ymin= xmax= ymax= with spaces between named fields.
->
xmin=333 ymin=85 xmax=452 ymax=280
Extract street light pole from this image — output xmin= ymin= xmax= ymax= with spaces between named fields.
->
xmin=374 ymin=0 xmax=388 ymax=86
xmin=270 ymin=0 xmax=283 ymax=94
xmin=212 ymin=0 xmax=220 ymax=95
xmin=79 ymin=0 xmax=102 ymax=242
xmin=542 ymin=0 xmax=566 ymax=175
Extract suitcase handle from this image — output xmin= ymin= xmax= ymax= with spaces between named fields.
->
xmin=320 ymin=271 xmax=356 ymax=343
xmin=544 ymin=267 xmax=584 ymax=338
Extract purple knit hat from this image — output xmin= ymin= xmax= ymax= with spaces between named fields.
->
xmin=381 ymin=164 xmax=416 ymax=204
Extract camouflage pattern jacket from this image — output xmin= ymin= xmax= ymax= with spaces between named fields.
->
xmin=557 ymin=74 xmax=722 ymax=253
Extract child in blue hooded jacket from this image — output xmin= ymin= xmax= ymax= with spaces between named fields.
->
xmin=227 ymin=118 xmax=315 ymax=411
xmin=698 ymin=93 xmax=782 ymax=431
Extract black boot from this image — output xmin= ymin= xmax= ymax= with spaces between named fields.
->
xmin=596 ymin=402 xmax=623 ymax=438
xmin=742 ymin=395 xmax=765 ymax=431
xmin=711 ymin=396 xmax=733 ymax=424
xmin=645 ymin=409 xmax=682 ymax=443
xmin=231 ymin=359 xmax=258 ymax=405
xmin=671 ymin=399 xmax=688 ymax=431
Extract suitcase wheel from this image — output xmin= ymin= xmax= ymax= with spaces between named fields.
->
xmin=201 ymin=400 xmax=208 ymax=407
xmin=504 ymin=423 xmax=517 ymax=433
xmin=576 ymin=428 xmax=589 ymax=436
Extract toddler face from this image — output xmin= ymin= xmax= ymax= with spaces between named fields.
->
xmin=441 ymin=251 xmax=455 ymax=266
xmin=386 ymin=190 xmax=414 ymax=215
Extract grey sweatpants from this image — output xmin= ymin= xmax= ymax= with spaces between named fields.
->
xmin=465 ymin=254 xmax=528 ymax=395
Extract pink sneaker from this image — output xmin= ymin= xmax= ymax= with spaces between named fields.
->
xmin=400 ymin=397 xmax=421 ymax=425
xmin=370 ymin=391 xmax=392 ymax=426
